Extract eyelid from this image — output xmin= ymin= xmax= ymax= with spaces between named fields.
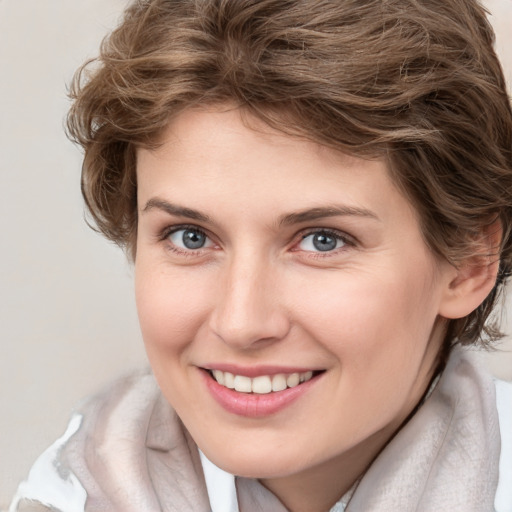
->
xmin=157 ymin=224 xmax=355 ymax=257
xmin=292 ymin=227 xmax=356 ymax=254
xmin=159 ymin=223 xmax=208 ymax=241
xmin=159 ymin=223 xmax=217 ymax=255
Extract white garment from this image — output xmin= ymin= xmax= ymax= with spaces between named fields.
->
xmin=495 ymin=379 xmax=512 ymax=512
xmin=198 ymin=378 xmax=512 ymax=512
xmin=9 ymin=349 xmax=512 ymax=512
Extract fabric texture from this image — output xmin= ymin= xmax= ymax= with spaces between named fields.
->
xmin=10 ymin=348 xmax=507 ymax=512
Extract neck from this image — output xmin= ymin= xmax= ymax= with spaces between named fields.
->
xmin=257 ymin=357 xmax=443 ymax=512
xmin=258 ymin=420 xmax=401 ymax=512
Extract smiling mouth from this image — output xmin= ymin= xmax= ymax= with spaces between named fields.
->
xmin=206 ymin=369 xmax=323 ymax=394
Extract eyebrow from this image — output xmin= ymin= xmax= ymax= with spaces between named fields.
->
xmin=142 ymin=198 xmax=378 ymax=226
xmin=278 ymin=206 xmax=379 ymax=226
xmin=142 ymin=198 xmax=211 ymax=223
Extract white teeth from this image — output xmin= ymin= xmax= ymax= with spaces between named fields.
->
xmin=213 ymin=370 xmax=224 ymax=386
xmin=302 ymin=371 xmax=313 ymax=382
xmin=234 ymin=375 xmax=252 ymax=393
xmin=271 ymin=374 xmax=287 ymax=392
xmin=211 ymin=370 xmax=315 ymax=393
xmin=286 ymin=373 xmax=300 ymax=388
xmin=252 ymin=376 xmax=272 ymax=394
xmin=224 ymin=372 xmax=235 ymax=389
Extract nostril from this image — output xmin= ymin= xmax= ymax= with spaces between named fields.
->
xmin=209 ymin=310 xmax=292 ymax=350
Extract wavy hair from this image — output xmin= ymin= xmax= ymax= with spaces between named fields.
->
xmin=67 ymin=0 xmax=512 ymax=348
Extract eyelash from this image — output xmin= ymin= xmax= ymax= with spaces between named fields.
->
xmin=158 ymin=224 xmax=355 ymax=258
xmin=295 ymin=228 xmax=355 ymax=258
xmin=159 ymin=224 xmax=215 ymax=257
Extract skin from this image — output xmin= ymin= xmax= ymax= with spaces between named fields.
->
xmin=134 ymin=106 xmax=480 ymax=512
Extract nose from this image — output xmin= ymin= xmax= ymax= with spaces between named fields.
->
xmin=209 ymin=253 xmax=291 ymax=350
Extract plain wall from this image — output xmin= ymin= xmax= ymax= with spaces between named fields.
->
xmin=1 ymin=0 xmax=511 ymax=508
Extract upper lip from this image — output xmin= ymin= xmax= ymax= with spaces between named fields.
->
xmin=200 ymin=364 xmax=323 ymax=378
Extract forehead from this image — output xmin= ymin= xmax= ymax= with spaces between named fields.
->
xmin=141 ymin=105 xmax=377 ymax=174
xmin=136 ymin=107 xmax=419 ymax=229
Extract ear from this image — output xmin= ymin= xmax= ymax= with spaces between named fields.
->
xmin=439 ymin=219 xmax=502 ymax=320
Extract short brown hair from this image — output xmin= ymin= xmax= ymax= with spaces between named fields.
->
xmin=67 ymin=0 xmax=512 ymax=347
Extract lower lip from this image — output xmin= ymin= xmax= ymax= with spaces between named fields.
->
xmin=202 ymin=370 xmax=321 ymax=418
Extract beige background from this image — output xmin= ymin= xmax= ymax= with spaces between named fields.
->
xmin=0 ymin=0 xmax=511 ymax=507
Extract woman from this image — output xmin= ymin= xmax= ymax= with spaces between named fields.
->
xmin=11 ymin=0 xmax=512 ymax=510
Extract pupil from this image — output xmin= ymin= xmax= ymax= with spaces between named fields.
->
xmin=313 ymin=233 xmax=336 ymax=251
xmin=183 ymin=229 xmax=205 ymax=249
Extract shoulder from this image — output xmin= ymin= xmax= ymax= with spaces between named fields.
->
xmin=9 ymin=370 xmax=165 ymax=512
xmin=10 ymin=371 xmax=209 ymax=512
xmin=495 ymin=378 xmax=512 ymax=512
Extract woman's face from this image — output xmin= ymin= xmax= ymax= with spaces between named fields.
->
xmin=135 ymin=107 xmax=456 ymax=483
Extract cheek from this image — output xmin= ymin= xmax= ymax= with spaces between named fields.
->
xmin=134 ymin=263 xmax=213 ymax=356
xmin=291 ymin=266 xmax=439 ymax=368
xmin=291 ymin=272 xmax=439 ymax=435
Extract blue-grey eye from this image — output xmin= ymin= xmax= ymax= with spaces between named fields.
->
xmin=299 ymin=231 xmax=345 ymax=252
xmin=168 ymin=228 xmax=213 ymax=250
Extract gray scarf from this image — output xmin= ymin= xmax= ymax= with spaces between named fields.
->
xmin=13 ymin=349 xmax=500 ymax=512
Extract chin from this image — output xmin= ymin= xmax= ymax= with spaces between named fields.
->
xmin=200 ymin=442 xmax=304 ymax=479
